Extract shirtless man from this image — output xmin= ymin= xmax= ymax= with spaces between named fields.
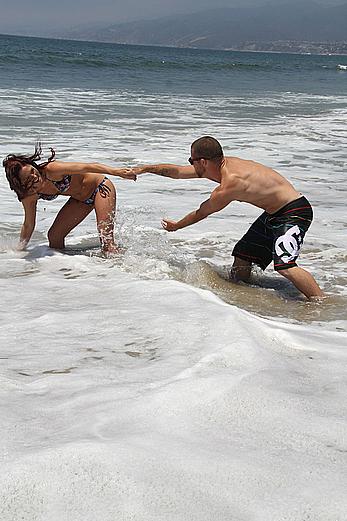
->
xmin=131 ymin=136 xmax=324 ymax=300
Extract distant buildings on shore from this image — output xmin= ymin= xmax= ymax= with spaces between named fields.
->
xmin=225 ymin=41 xmax=347 ymax=56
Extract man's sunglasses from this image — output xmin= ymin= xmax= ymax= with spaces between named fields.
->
xmin=188 ymin=157 xmax=203 ymax=165
xmin=188 ymin=156 xmax=220 ymax=165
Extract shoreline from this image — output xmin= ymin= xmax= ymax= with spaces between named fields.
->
xmin=1 ymin=32 xmax=347 ymax=57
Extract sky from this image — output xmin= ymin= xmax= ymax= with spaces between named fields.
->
xmin=0 ymin=0 xmax=344 ymax=36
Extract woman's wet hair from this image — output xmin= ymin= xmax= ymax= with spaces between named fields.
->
xmin=191 ymin=136 xmax=224 ymax=162
xmin=3 ymin=143 xmax=56 ymax=201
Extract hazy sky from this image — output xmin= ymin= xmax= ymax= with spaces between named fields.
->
xmin=0 ymin=0 xmax=344 ymax=35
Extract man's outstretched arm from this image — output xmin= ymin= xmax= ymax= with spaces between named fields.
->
xmin=131 ymin=164 xmax=198 ymax=179
xmin=162 ymin=187 xmax=233 ymax=231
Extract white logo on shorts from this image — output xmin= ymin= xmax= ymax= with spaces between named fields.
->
xmin=275 ymin=225 xmax=303 ymax=263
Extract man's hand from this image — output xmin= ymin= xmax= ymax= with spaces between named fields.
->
xmin=161 ymin=218 xmax=179 ymax=232
xmin=128 ymin=166 xmax=148 ymax=176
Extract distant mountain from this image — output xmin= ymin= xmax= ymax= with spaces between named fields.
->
xmin=60 ymin=1 xmax=347 ymax=51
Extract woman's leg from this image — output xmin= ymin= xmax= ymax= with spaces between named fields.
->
xmin=93 ymin=179 xmax=118 ymax=255
xmin=47 ymin=197 xmax=93 ymax=249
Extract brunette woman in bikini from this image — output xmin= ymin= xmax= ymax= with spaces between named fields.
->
xmin=3 ymin=144 xmax=135 ymax=255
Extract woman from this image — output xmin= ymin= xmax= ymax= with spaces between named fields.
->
xmin=3 ymin=144 xmax=135 ymax=255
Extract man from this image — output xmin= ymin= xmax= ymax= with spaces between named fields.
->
xmin=131 ymin=136 xmax=324 ymax=300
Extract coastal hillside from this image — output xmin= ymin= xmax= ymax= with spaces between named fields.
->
xmin=60 ymin=1 xmax=347 ymax=53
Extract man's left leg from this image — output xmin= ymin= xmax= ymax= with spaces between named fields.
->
xmin=231 ymin=212 xmax=273 ymax=281
xmin=277 ymin=266 xmax=324 ymax=300
xmin=230 ymin=256 xmax=252 ymax=281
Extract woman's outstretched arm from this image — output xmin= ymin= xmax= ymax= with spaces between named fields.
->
xmin=45 ymin=161 xmax=136 ymax=180
xmin=19 ymin=195 xmax=38 ymax=249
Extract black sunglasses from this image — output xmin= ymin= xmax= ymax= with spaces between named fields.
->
xmin=188 ymin=157 xmax=203 ymax=165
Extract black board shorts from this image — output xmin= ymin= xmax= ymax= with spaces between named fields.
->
xmin=232 ymin=196 xmax=313 ymax=271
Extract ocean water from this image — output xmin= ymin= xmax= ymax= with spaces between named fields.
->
xmin=0 ymin=34 xmax=347 ymax=520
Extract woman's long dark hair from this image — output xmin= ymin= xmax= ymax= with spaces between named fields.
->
xmin=3 ymin=143 xmax=56 ymax=201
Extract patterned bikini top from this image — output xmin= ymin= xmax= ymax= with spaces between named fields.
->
xmin=38 ymin=175 xmax=72 ymax=201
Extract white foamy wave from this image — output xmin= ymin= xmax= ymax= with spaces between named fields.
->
xmin=1 ymin=279 xmax=346 ymax=520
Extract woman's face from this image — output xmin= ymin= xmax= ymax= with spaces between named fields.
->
xmin=19 ymin=164 xmax=44 ymax=195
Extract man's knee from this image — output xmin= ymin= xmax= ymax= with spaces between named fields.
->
xmin=276 ymin=266 xmax=297 ymax=280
